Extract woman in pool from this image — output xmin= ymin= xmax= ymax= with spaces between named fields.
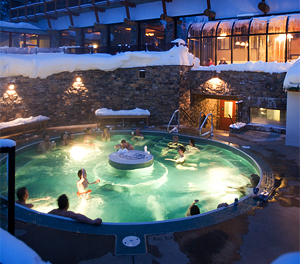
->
xmin=77 ymin=168 xmax=100 ymax=199
xmin=101 ymin=128 xmax=111 ymax=141
xmin=60 ymin=132 xmax=70 ymax=146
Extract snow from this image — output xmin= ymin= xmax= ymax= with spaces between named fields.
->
xmin=229 ymin=122 xmax=247 ymax=129
xmin=95 ymin=108 xmax=150 ymax=116
xmin=0 ymin=228 xmax=51 ymax=264
xmin=0 ymin=46 xmax=195 ymax=79
xmin=0 ymin=21 xmax=41 ymax=30
xmin=171 ymin=38 xmax=186 ymax=45
xmin=0 ymin=44 xmax=298 ymax=79
xmin=283 ymin=58 xmax=300 ymax=89
xmin=0 ymin=116 xmax=50 ymax=129
xmin=0 ymin=139 xmax=16 ymax=148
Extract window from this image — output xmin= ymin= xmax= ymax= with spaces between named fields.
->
xmin=250 ymin=108 xmax=286 ymax=126
xmin=61 ymin=30 xmax=76 ymax=47
xmin=141 ymin=20 xmax=167 ymax=51
xmin=12 ymin=33 xmax=24 ymax=47
xmin=39 ymin=35 xmax=51 ymax=48
xmin=25 ymin=34 xmax=38 ymax=47
xmin=0 ymin=32 xmax=10 ymax=47
xmin=84 ymin=28 xmax=101 ymax=52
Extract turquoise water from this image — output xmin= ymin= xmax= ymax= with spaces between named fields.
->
xmin=0 ymin=134 xmax=258 ymax=223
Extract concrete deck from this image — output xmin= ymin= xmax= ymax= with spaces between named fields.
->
xmin=1 ymin=125 xmax=299 ymax=264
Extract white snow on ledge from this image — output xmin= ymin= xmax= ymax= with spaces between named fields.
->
xmin=0 ymin=139 xmax=16 ymax=148
xmin=229 ymin=122 xmax=247 ymax=129
xmin=0 ymin=115 xmax=50 ymax=129
xmin=95 ymin=108 xmax=150 ymax=116
xmin=283 ymin=58 xmax=300 ymax=89
xmin=0 ymin=45 xmax=298 ymax=79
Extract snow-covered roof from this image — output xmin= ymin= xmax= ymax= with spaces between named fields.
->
xmin=0 ymin=21 xmax=41 ymax=30
xmin=0 ymin=46 xmax=194 ymax=79
xmin=0 ymin=116 xmax=50 ymax=129
xmin=95 ymin=108 xmax=150 ymax=116
xmin=283 ymin=58 xmax=300 ymax=90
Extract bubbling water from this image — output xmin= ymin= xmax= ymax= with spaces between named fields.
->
xmin=0 ymin=134 xmax=258 ymax=223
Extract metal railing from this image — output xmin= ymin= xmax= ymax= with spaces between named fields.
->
xmin=167 ymin=109 xmax=179 ymax=133
xmin=197 ymin=111 xmax=214 ymax=138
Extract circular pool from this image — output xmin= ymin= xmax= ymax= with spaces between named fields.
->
xmin=0 ymin=131 xmax=261 ymax=223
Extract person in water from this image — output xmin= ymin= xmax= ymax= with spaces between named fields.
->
xmin=68 ymin=132 xmax=75 ymax=144
xmin=83 ymin=127 xmax=97 ymax=143
xmin=131 ymin=128 xmax=144 ymax=141
xmin=77 ymin=169 xmax=100 ymax=199
xmin=186 ymin=138 xmax=199 ymax=151
xmin=165 ymin=146 xmax=186 ymax=164
xmin=48 ymin=194 xmax=102 ymax=225
xmin=60 ymin=132 xmax=70 ymax=146
xmin=185 ymin=199 xmax=200 ymax=217
xmin=101 ymin=128 xmax=111 ymax=141
xmin=114 ymin=139 xmax=134 ymax=150
xmin=16 ymin=187 xmax=51 ymax=208
xmin=37 ymin=133 xmax=56 ymax=152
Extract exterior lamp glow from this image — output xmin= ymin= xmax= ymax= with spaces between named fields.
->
xmin=8 ymin=84 xmax=14 ymax=90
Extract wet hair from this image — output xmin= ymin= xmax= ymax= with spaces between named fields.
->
xmin=190 ymin=205 xmax=200 ymax=215
xmin=250 ymin=174 xmax=260 ymax=187
xmin=57 ymin=194 xmax=69 ymax=210
xmin=121 ymin=140 xmax=127 ymax=144
xmin=85 ymin=127 xmax=92 ymax=133
xmin=78 ymin=169 xmax=86 ymax=179
xmin=190 ymin=138 xmax=195 ymax=147
xmin=173 ymin=136 xmax=179 ymax=140
xmin=179 ymin=146 xmax=186 ymax=153
xmin=43 ymin=133 xmax=49 ymax=139
xmin=17 ymin=187 xmax=27 ymax=200
xmin=61 ymin=132 xmax=67 ymax=140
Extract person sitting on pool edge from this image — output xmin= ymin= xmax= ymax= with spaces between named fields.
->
xmin=101 ymin=128 xmax=111 ymax=141
xmin=37 ymin=133 xmax=56 ymax=153
xmin=114 ymin=139 xmax=134 ymax=150
xmin=16 ymin=187 xmax=51 ymax=208
xmin=48 ymin=194 xmax=102 ymax=225
xmin=131 ymin=128 xmax=144 ymax=141
xmin=60 ymin=132 xmax=70 ymax=146
xmin=185 ymin=199 xmax=200 ymax=217
xmin=77 ymin=169 xmax=100 ymax=199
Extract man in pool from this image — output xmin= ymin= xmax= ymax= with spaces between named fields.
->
xmin=37 ymin=133 xmax=56 ymax=152
xmin=131 ymin=128 xmax=144 ymax=141
xmin=114 ymin=139 xmax=134 ymax=150
xmin=77 ymin=169 xmax=100 ymax=199
xmin=185 ymin=199 xmax=200 ymax=217
xmin=48 ymin=194 xmax=102 ymax=225
xmin=16 ymin=187 xmax=51 ymax=208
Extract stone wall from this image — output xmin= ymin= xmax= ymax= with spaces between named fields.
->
xmin=0 ymin=67 xmax=287 ymax=129
xmin=184 ymin=70 xmax=287 ymax=125
xmin=0 ymin=66 xmax=189 ymax=127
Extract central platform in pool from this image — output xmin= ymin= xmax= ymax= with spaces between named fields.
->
xmin=108 ymin=150 xmax=154 ymax=170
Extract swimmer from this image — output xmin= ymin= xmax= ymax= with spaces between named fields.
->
xmin=101 ymin=128 xmax=111 ymax=141
xmin=185 ymin=199 xmax=200 ymax=217
xmin=16 ymin=187 xmax=51 ymax=208
xmin=186 ymin=138 xmax=199 ymax=151
xmin=114 ymin=139 xmax=134 ymax=150
xmin=77 ymin=169 xmax=100 ymax=199
xmin=131 ymin=128 xmax=144 ymax=141
xmin=165 ymin=146 xmax=186 ymax=164
xmin=37 ymin=133 xmax=56 ymax=152
xmin=83 ymin=127 xmax=97 ymax=143
xmin=60 ymin=132 xmax=70 ymax=146
xmin=161 ymin=136 xmax=184 ymax=156
xmin=68 ymin=132 xmax=75 ymax=144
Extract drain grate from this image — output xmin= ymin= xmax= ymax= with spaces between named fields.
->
xmin=122 ymin=236 xmax=141 ymax=247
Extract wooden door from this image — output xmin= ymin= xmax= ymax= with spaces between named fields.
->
xmin=219 ymin=100 xmax=236 ymax=131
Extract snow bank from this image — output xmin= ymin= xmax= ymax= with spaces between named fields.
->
xmin=283 ymin=58 xmax=300 ymax=89
xmin=0 ymin=139 xmax=16 ymax=148
xmin=95 ymin=108 xmax=150 ymax=116
xmin=192 ymin=60 xmax=295 ymax=74
xmin=0 ymin=46 xmax=194 ymax=79
xmin=0 ymin=115 xmax=50 ymax=129
xmin=0 ymin=228 xmax=51 ymax=264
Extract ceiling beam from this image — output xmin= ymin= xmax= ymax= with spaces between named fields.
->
xmin=120 ymin=1 xmax=136 ymax=8
xmin=90 ymin=6 xmax=105 ymax=12
xmin=64 ymin=10 xmax=80 ymax=16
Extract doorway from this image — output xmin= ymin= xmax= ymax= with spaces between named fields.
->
xmin=219 ymin=100 xmax=236 ymax=130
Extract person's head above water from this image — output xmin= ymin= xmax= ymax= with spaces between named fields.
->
xmin=61 ymin=132 xmax=68 ymax=141
xmin=250 ymin=174 xmax=260 ymax=187
xmin=68 ymin=132 xmax=74 ymax=140
xmin=178 ymin=146 xmax=186 ymax=154
xmin=57 ymin=194 xmax=69 ymax=210
xmin=190 ymin=205 xmax=200 ymax=215
xmin=85 ymin=127 xmax=92 ymax=134
xmin=135 ymin=128 xmax=141 ymax=135
xmin=17 ymin=187 xmax=28 ymax=200
xmin=78 ymin=168 xmax=86 ymax=179
xmin=43 ymin=133 xmax=50 ymax=142
xmin=173 ymin=136 xmax=179 ymax=143
xmin=189 ymin=138 xmax=195 ymax=147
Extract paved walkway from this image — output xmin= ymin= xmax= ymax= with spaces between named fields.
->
xmin=1 ymin=125 xmax=299 ymax=264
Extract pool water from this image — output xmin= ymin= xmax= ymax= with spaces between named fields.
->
xmin=0 ymin=133 xmax=258 ymax=223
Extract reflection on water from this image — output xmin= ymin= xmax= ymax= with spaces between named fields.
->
xmin=0 ymin=134 xmax=258 ymax=222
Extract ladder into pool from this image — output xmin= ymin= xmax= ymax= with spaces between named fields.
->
xmin=167 ymin=109 xmax=214 ymax=138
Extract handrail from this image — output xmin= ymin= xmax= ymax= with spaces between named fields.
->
xmin=167 ymin=109 xmax=179 ymax=133
xmin=198 ymin=113 xmax=214 ymax=138
xmin=179 ymin=107 xmax=197 ymax=126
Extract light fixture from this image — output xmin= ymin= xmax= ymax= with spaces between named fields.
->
xmin=3 ymin=84 xmax=18 ymax=100
xmin=235 ymin=41 xmax=240 ymax=45
xmin=93 ymin=44 xmax=98 ymax=49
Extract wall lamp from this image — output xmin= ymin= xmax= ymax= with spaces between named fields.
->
xmin=3 ymin=84 xmax=18 ymax=100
